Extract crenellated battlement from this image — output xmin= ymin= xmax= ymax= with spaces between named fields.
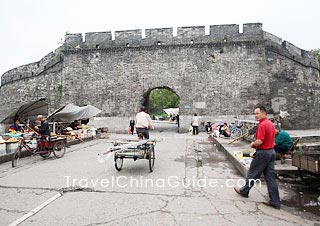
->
xmin=1 ymin=48 xmax=63 ymax=86
xmin=264 ymin=31 xmax=319 ymax=68
xmin=61 ymin=22 xmax=318 ymax=69
xmin=63 ymin=23 xmax=265 ymax=50
xmin=1 ymin=23 xmax=319 ymax=86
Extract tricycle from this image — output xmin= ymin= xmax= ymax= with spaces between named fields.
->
xmin=12 ymin=134 xmax=66 ymax=167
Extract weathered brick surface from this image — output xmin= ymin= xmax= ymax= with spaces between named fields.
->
xmin=0 ymin=23 xmax=319 ymax=130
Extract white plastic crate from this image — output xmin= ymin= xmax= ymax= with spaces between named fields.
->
xmin=6 ymin=142 xmax=19 ymax=154
xmin=0 ymin=144 xmax=6 ymax=155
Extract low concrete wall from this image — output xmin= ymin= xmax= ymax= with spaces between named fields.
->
xmin=88 ymin=117 xmax=130 ymax=134
xmin=211 ymin=137 xmax=248 ymax=177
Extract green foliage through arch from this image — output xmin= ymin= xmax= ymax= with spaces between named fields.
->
xmin=149 ymin=89 xmax=179 ymax=115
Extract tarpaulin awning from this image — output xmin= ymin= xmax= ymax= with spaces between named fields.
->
xmin=1 ymin=98 xmax=48 ymax=124
xmin=163 ymin=108 xmax=179 ymax=116
xmin=47 ymin=103 xmax=102 ymax=122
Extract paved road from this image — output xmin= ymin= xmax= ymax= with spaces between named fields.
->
xmin=0 ymin=130 xmax=318 ymax=226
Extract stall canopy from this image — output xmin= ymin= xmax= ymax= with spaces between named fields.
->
xmin=47 ymin=103 xmax=102 ymax=122
xmin=163 ymin=108 xmax=179 ymax=116
xmin=1 ymin=98 xmax=48 ymax=124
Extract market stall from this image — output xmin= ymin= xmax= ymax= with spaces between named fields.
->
xmin=47 ymin=103 xmax=101 ymax=141
xmin=1 ymin=98 xmax=48 ymax=125
xmin=0 ymin=99 xmax=48 ymax=155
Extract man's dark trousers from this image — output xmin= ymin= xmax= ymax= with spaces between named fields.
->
xmin=240 ymin=149 xmax=280 ymax=207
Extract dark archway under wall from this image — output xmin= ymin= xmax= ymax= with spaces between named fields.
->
xmin=141 ymin=86 xmax=180 ymax=114
xmin=141 ymin=86 xmax=180 ymax=132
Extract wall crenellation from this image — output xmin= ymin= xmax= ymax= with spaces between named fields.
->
xmin=1 ymin=23 xmax=319 ymax=86
xmin=62 ymin=22 xmax=318 ymax=69
xmin=177 ymin=26 xmax=206 ymax=38
xmin=1 ymin=49 xmax=62 ymax=85
xmin=264 ymin=31 xmax=319 ymax=69
xmin=63 ymin=23 xmax=265 ymax=50
xmin=145 ymin=27 xmax=173 ymax=40
xmin=210 ymin=24 xmax=239 ymax=38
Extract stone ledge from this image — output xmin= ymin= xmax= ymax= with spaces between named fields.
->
xmin=211 ymin=136 xmax=299 ymax=177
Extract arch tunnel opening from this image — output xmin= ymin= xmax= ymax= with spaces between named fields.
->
xmin=142 ymin=87 xmax=180 ymax=131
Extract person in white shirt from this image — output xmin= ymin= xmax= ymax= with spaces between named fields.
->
xmin=191 ymin=113 xmax=199 ymax=135
xmin=135 ymin=106 xmax=154 ymax=139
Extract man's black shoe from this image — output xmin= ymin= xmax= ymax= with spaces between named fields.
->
xmin=262 ymin=201 xmax=280 ymax=210
xmin=234 ymin=187 xmax=248 ymax=198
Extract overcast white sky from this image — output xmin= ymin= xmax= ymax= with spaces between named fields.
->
xmin=0 ymin=0 xmax=319 ymax=79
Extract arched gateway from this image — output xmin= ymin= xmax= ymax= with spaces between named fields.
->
xmin=141 ymin=86 xmax=179 ymax=113
xmin=0 ymin=23 xmax=319 ymax=132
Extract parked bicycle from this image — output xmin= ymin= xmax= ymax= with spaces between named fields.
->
xmin=229 ymin=122 xmax=243 ymax=139
xmin=12 ymin=134 xmax=66 ymax=167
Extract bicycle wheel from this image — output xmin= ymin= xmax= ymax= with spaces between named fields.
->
xmin=39 ymin=146 xmax=51 ymax=158
xmin=231 ymin=128 xmax=242 ymax=139
xmin=53 ymin=140 xmax=66 ymax=158
xmin=148 ymin=144 xmax=155 ymax=172
xmin=12 ymin=146 xmax=22 ymax=168
xmin=114 ymin=155 xmax=123 ymax=171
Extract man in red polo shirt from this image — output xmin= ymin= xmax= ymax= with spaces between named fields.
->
xmin=234 ymin=106 xmax=280 ymax=209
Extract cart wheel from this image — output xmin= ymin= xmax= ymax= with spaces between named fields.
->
xmin=148 ymin=144 xmax=155 ymax=172
xmin=231 ymin=128 xmax=242 ymax=139
xmin=39 ymin=147 xmax=51 ymax=158
xmin=53 ymin=140 xmax=66 ymax=158
xmin=12 ymin=146 xmax=22 ymax=168
xmin=115 ymin=156 xmax=123 ymax=171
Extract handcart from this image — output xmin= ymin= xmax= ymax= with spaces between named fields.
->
xmin=99 ymin=139 xmax=157 ymax=172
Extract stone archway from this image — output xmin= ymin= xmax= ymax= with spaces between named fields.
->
xmin=141 ymin=86 xmax=180 ymax=114
xmin=141 ymin=86 xmax=180 ymax=132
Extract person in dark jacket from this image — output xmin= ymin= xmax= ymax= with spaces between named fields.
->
xmin=9 ymin=119 xmax=24 ymax=132
xmin=129 ymin=118 xmax=135 ymax=135
xmin=274 ymin=125 xmax=293 ymax=153
xmin=35 ymin=115 xmax=50 ymax=136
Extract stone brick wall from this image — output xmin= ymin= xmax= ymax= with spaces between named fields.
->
xmin=0 ymin=62 xmax=63 ymax=120
xmin=60 ymin=40 xmax=268 ymax=118
xmin=266 ymin=43 xmax=320 ymax=129
xmin=0 ymin=23 xmax=319 ymax=131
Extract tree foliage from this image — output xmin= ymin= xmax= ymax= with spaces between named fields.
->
xmin=149 ymin=89 xmax=179 ymax=115
xmin=311 ymin=49 xmax=320 ymax=64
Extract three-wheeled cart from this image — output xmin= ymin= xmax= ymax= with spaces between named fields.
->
xmin=101 ymin=139 xmax=157 ymax=172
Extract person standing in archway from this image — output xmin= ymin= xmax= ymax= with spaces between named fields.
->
xmin=191 ymin=113 xmax=199 ymax=135
xmin=176 ymin=114 xmax=180 ymax=132
xmin=129 ymin=118 xmax=135 ymax=135
xmin=135 ymin=106 xmax=154 ymax=139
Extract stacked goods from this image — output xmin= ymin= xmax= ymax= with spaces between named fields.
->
xmin=8 ymin=129 xmax=17 ymax=134
xmin=2 ymin=133 xmax=22 ymax=140
xmin=100 ymin=127 xmax=109 ymax=139
xmin=6 ymin=138 xmax=19 ymax=143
